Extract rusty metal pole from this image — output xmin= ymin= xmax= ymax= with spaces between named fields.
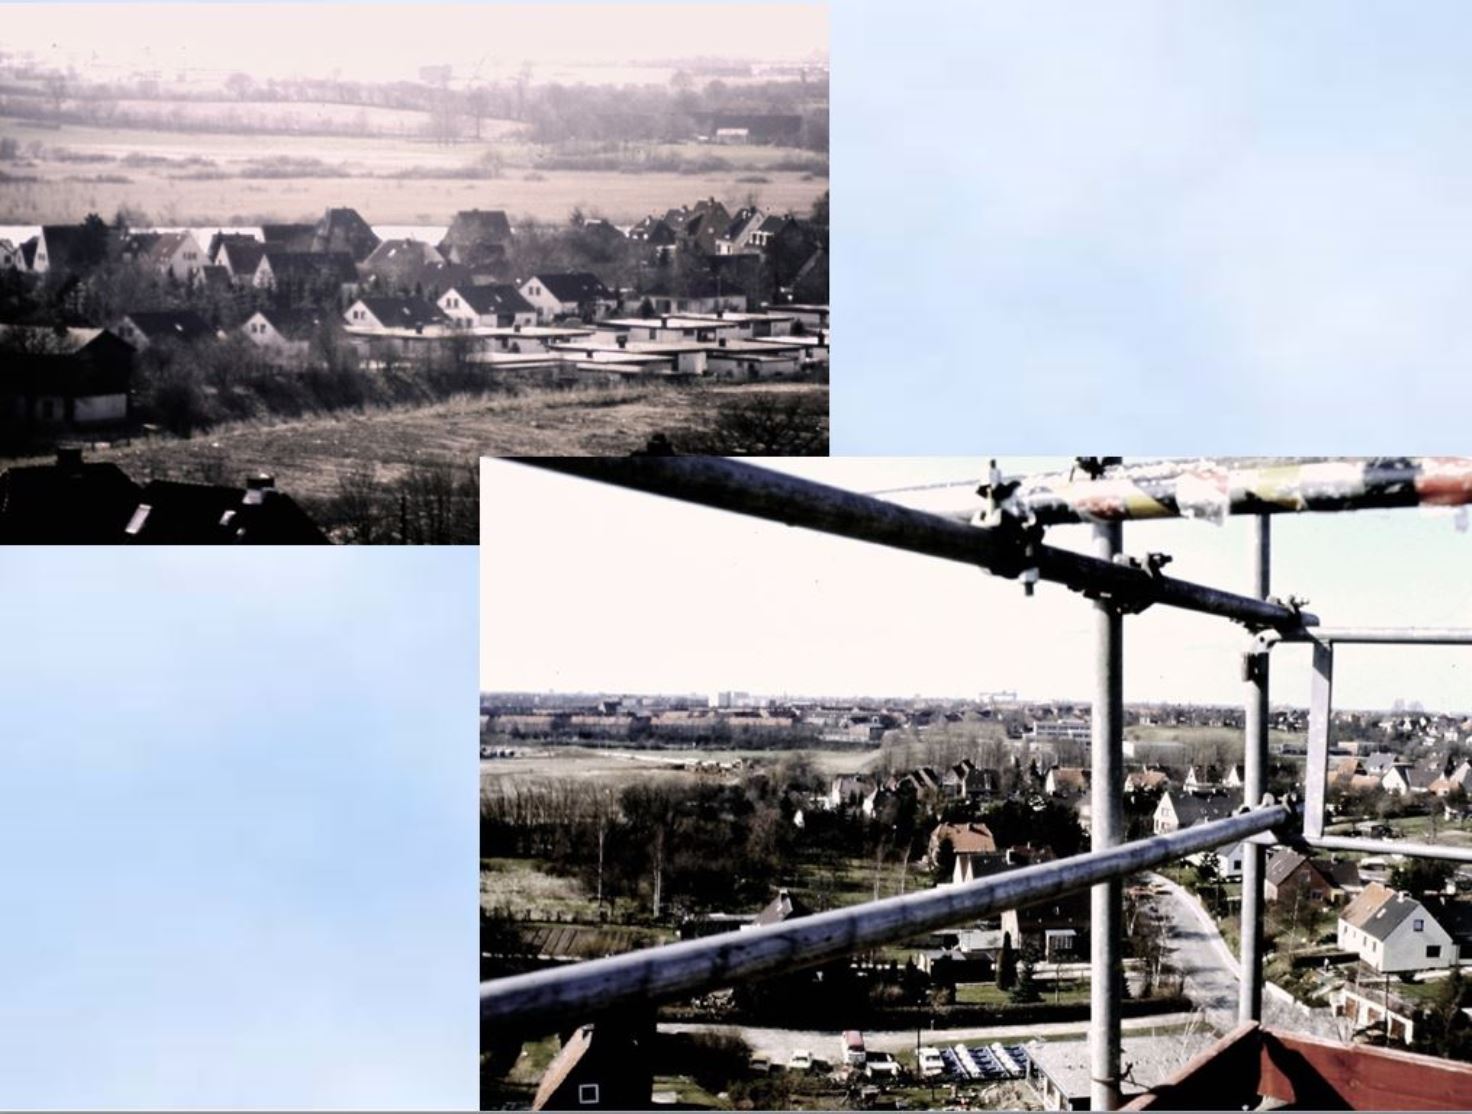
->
xmin=1239 ymin=516 xmax=1271 ymax=1023
xmin=1091 ymin=521 xmax=1124 ymax=1111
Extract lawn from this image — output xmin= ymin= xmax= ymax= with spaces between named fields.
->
xmin=956 ymin=981 xmax=1091 ymax=1007
xmin=480 ymin=856 xmax=600 ymax=921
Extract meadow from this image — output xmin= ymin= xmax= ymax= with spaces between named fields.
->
xmin=0 ymin=113 xmax=828 ymax=225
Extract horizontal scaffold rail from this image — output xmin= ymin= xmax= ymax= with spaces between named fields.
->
xmin=482 ymin=803 xmax=1294 ymax=1034
xmin=1277 ymin=627 xmax=1472 ymax=646
xmin=1302 ymin=834 xmax=1472 ymax=865
xmin=976 ymin=457 xmax=1472 ymax=527
xmin=518 ymin=458 xmax=1315 ymax=631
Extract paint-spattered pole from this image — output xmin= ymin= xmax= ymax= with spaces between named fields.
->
xmin=518 ymin=457 xmax=1315 ymax=631
xmin=979 ymin=457 xmax=1472 ymax=527
xmin=483 ymin=805 xmax=1295 ymax=1036
xmin=1090 ymin=521 xmax=1124 ymax=1111
xmin=1239 ymin=516 xmax=1271 ymax=1024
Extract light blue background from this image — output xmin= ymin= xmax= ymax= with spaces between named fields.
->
xmin=836 ymin=0 xmax=1472 ymax=452
xmin=0 ymin=548 xmax=477 ymax=1110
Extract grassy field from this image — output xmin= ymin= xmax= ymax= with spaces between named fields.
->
xmin=0 ymin=115 xmax=828 ymax=224
xmin=37 ymin=382 xmax=826 ymax=507
xmin=955 ymin=981 xmax=1091 ymax=1007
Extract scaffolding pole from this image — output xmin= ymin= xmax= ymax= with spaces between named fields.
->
xmin=518 ymin=457 xmax=1315 ymax=631
xmin=972 ymin=457 xmax=1472 ymax=527
xmin=1091 ymin=521 xmax=1124 ymax=1111
xmin=483 ymin=804 xmax=1295 ymax=1035
xmin=1239 ymin=516 xmax=1270 ymax=1024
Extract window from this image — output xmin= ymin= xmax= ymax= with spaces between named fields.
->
xmin=1429 ymin=945 xmax=1442 ymax=958
xmin=577 ymin=1083 xmax=599 ymax=1105
xmin=1414 ymin=918 xmax=1424 ymax=932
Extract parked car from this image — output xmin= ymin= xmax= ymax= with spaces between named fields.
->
xmin=748 ymin=1053 xmax=771 ymax=1074
xmin=842 ymin=1030 xmax=867 ymax=1068
xmin=788 ymin=1049 xmax=814 ymax=1073
xmin=866 ymin=1051 xmax=901 ymax=1080
xmin=916 ymin=1046 xmax=945 ymax=1079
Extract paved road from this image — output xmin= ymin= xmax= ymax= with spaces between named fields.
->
xmin=662 ymin=1012 xmax=1199 ymax=1064
xmin=1144 ymin=871 xmax=1347 ymax=1040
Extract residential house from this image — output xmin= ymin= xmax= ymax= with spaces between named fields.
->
xmin=1225 ymin=764 xmax=1244 ymax=789
xmin=1045 ymin=765 xmax=1089 ymax=797
xmin=124 ymin=475 xmax=328 ymax=544
xmin=1125 ymin=768 xmax=1171 ymax=795
xmin=926 ymin=821 xmax=996 ymax=864
xmin=260 ymin=223 xmax=317 ymax=251
xmin=827 ymin=774 xmax=872 ymax=809
xmin=253 ymin=251 xmax=359 ymax=298
xmin=953 ymin=843 xmax=1055 ymax=886
xmin=1183 ymin=765 xmax=1221 ymax=793
xmin=1264 ymin=849 xmax=1360 ymax=905
xmin=0 ymin=448 xmax=142 ymax=543
xmin=121 ymin=230 xmax=206 ymax=283
xmin=312 ymin=207 xmax=380 ymax=262
xmin=28 ymin=223 xmax=112 ymax=276
xmin=0 ymin=326 xmax=133 ymax=436
xmin=716 ymin=207 xmax=770 ymax=255
xmin=942 ymin=759 xmax=997 ymax=800
xmin=1000 ymin=889 xmax=1090 ymax=961
xmin=1383 ymin=763 xmax=1434 ymax=796
xmin=746 ymin=887 xmax=809 ymax=928
xmin=360 ymin=238 xmax=447 ymax=288
xmin=530 ymin=1023 xmax=652 ymax=1111
xmin=214 ymin=238 xmax=266 ymax=284
xmin=240 ymin=307 xmax=329 ymax=361
xmin=519 ymin=272 xmax=617 ymax=322
xmin=343 ymin=296 xmax=450 ymax=333
xmin=1338 ymin=882 xmax=1457 ymax=974
xmin=0 ymin=239 xmax=21 ymax=271
xmin=1430 ymin=760 xmax=1472 ymax=797
xmin=1362 ymin=752 xmax=1399 ymax=776
xmin=1153 ymin=789 xmax=1243 ymax=834
xmin=437 ymin=209 xmax=512 ymax=272
xmin=438 ymin=284 xmax=537 ymax=329
xmin=640 ymin=277 xmax=748 ymax=316
xmin=112 ymin=310 xmax=216 ymax=351
xmin=627 ymin=215 xmax=677 ymax=259
xmin=1185 ymin=840 xmax=1246 ymax=881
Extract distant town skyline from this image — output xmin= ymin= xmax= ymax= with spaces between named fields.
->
xmin=481 ymin=458 xmax=1472 ymax=711
xmin=0 ymin=3 xmax=829 ymax=83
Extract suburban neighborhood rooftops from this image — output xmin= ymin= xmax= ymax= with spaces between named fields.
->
xmin=528 ymin=272 xmax=613 ymax=302
xmin=119 ymin=310 xmax=215 ymax=343
xmin=353 ymin=296 xmax=447 ymax=330
xmin=452 ymin=283 xmax=535 ymax=316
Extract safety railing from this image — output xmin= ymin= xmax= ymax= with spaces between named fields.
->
xmin=483 ymin=455 xmax=1472 ymax=1110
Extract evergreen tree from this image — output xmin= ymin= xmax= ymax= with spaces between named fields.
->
xmin=996 ymin=930 xmax=1017 ymax=991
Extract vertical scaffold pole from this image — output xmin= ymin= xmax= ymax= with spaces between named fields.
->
xmin=1090 ymin=521 xmax=1124 ymax=1111
xmin=1239 ymin=516 xmax=1271 ymax=1023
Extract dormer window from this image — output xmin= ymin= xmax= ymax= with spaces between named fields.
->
xmin=1414 ymin=918 xmax=1425 ymax=932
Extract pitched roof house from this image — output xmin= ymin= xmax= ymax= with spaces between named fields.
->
xmin=215 ymin=238 xmax=266 ymax=283
xmin=1264 ymin=849 xmax=1359 ymax=905
xmin=1153 ymin=789 xmax=1243 ymax=834
xmin=926 ymin=821 xmax=997 ymax=863
xmin=1338 ymin=882 xmax=1457 ymax=974
xmin=344 ymin=295 xmax=449 ymax=333
xmin=438 ymin=283 xmax=537 ymax=329
xmin=0 ymin=449 xmax=142 ymax=542
xmin=121 ymin=230 xmax=206 ymax=283
xmin=519 ymin=272 xmax=616 ymax=322
xmin=259 ymin=223 xmax=317 ymax=251
xmin=125 ymin=475 xmax=328 ymax=544
xmin=312 ymin=207 xmax=381 ymax=262
xmin=113 ymin=310 xmax=216 ymax=350
xmin=253 ymin=250 xmax=359 ymax=293
xmin=530 ymin=1023 xmax=652 ymax=1110
xmin=437 ymin=209 xmax=512 ymax=271
xmin=1001 ymin=889 xmax=1091 ymax=961
xmin=1045 ymin=766 xmax=1089 ymax=797
xmin=240 ymin=307 xmax=329 ymax=357
xmin=0 ymin=326 xmax=134 ymax=435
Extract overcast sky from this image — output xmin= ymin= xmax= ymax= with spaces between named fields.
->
xmin=1 ymin=3 xmax=828 ymax=82
xmin=481 ymin=458 xmax=1472 ymax=712
xmin=0 ymin=548 xmax=476 ymax=1109
xmin=838 ymin=0 xmax=1472 ymax=452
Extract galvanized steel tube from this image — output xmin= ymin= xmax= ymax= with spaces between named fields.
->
xmin=518 ymin=457 xmax=1315 ymax=631
xmin=1238 ymin=516 xmax=1271 ymax=1024
xmin=483 ymin=804 xmax=1294 ymax=1035
xmin=1090 ymin=521 xmax=1124 ymax=1111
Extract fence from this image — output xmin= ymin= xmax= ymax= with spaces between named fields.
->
xmin=482 ymin=455 xmax=1472 ymax=1110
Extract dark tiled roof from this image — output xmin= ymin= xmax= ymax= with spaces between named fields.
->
xmin=454 ymin=283 xmax=534 ymax=316
xmin=0 ymin=456 xmax=142 ymax=543
xmin=1167 ymin=789 xmax=1243 ymax=827
xmin=356 ymin=296 xmax=447 ymax=329
xmin=312 ymin=208 xmax=380 ymax=262
xmin=122 ymin=310 xmax=215 ymax=343
xmin=258 ymin=307 xmax=328 ymax=341
xmin=262 ymin=250 xmax=359 ymax=284
xmin=129 ymin=479 xmax=328 ymax=544
xmin=531 ymin=272 xmax=613 ymax=303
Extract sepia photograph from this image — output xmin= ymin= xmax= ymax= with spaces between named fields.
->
xmin=480 ymin=455 xmax=1472 ymax=1110
xmin=0 ymin=3 xmax=829 ymax=543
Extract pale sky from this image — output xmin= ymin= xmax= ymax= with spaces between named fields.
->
xmin=0 ymin=3 xmax=828 ymax=83
xmin=480 ymin=458 xmax=1472 ymax=712
xmin=0 ymin=548 xmax=477 ymax=1109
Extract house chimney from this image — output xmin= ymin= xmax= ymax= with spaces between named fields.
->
xmin=56 ymin=446 xmax=84 ymax=473
xmin=244 ymin=474 xmax=275 ymax=505
xmin=718 ymin=338 xmax=727 ymax=348
xmin=616 ymin=334 xmax=627 ymax=349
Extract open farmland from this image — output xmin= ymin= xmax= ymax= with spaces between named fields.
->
xmin=0 ymin=116 xmax=828 ymax=225
xmin=43 ymin=382 xmax=828 ymax=506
